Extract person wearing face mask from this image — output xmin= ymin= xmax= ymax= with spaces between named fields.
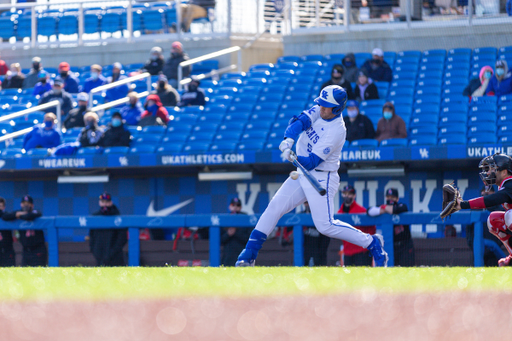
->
xmin=64 ymin=92 xmax=89 ymax=129
xmin=162 ymin=41 xmax=190 ymax=88
xmin=89 ymin=193 xmax=127 ymax=266
xmin=177 ymin=78 xmax=205 ymax=107
xmin=337 ymin=185 xmax=376 ymax=266
xmin=354 ymin=69 xmax=379 ymax=101
xmin=152 ymin=73 xmax=180 ymax=107
xmin=0 ymin=53 xmax=7 ymax=76
xmin=98 ymin=112 xmax=131 ymax=147
xmin=105 ymin=62 xmax=130 ymax=102
xmin=38 ymin=79 xmax=73 ymax=116
xmin=341 ymin=53 xmax=359 ymax=83
xmin=367 ymin=188 xmax=415 ymax=266
xmin=321 ymin=64 xmax=355 ymax=100
xmin=486 ymin=60 xmax=512 ymax=97
xmin=375 ymin=102 xmax=407 ymax=142
xmin=55 ymin=62 xmax=79 ymax=94
xmin=302 ymin=201 xmax=331 ymax=266
xmin=2 ymin=195 xmax=46 ymax=267
xmin=141 ymin=46 xmax=165 ymax=76
xmin=343 ymin=100 xmax=375 ymax=142
xmin=3 ymin=63 xmax=25 ymax=89
xmin=23 ymin=113 xmax=61 ymax=151
xmin=0 ymin=197 xmax=15 ymax=267
xmin=139 ymin=94 xmax=170 ymax=126
xmin=23 ymin=56 xmax=44 ymax=89
xmin=78 ymin=112 xmax=105 ymax=147
xmin=81 ymin=64 xmax=107 ymax=93
xmin=32 ymin=70 xmax=52 ymax=97
xmin=463 ymin=65 xmax=494 ymax=99
xmin=361 ymin=48 xmax=392 ymax=82
xmin=120 ymin=92 xmax=144 ymax=125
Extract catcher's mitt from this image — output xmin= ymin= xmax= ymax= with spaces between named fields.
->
xmin=440 ymin=183 xmax=461 ymax=219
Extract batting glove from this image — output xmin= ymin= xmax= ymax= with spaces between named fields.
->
xmin=279 ymin=138 xmax=294 ymax=152
xmin=281 ymin=149 xmax=293 ymax=162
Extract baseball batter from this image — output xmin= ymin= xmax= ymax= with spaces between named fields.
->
xmin=454 ymin=152 xmax=512 ymax=266
xmin=236 ymin=85 xmax=388 ymax=267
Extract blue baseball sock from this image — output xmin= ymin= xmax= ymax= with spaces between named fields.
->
xmin=237 ymin=229 xmax=267 ymax=262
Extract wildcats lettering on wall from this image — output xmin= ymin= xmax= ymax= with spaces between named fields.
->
xmin=467 ymin=146 xmax=512 ymax=158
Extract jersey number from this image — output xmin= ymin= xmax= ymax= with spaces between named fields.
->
xmin=307 ymin=143 xmax=312 ymax=152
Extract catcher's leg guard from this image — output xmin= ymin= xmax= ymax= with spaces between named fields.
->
xmin=488 ymin=211 xmax=512 ymax=256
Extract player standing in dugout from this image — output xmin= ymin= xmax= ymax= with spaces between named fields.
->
xmin=235 ymin=85 xmax=388 ymax=267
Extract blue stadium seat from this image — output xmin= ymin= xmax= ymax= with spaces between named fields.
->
xmin=84 ymin=13 xmax=100 ymax=34
xmin=121 ymin=11 xmax=143 ymax=32
xmin=275 ymin=63 xmax=298 ymax=71
xmin=242 ymin=78 xmax=267 ymax=87
xmin=208 ymin=96 xmax=233 ymax=106
xmin=288 ymin=83 xmax=313 ymax=94
xmin=0 ymin=18 xmax=14 ymax=39
xmin=162 ymin=133 xmax=189 ymax=144
xmin=354 ymin=53 xmax=372 ymax=67
xmin=142 ymin=10 xmax=165 ymax=31
xmin=142 ymin=126 xmax=166 ymax=135
xmin=77 ymin=147 xmax=102 ymax=155
xmin=197 ymin=114 xmax=224 ymax=125
xmin=101 ymin=12 xmax=122 ymax=33
xmin=188 ymin=131 xmax=216 ymax=143
xmin=414 ymin=96 xmax=440 ymax=107
xmin=469 ymin=103 xmax=497 ymax=115
xmin=499 ymin=94 xmax=512 ymax=104
xmin=438 ymin=125 xmax=466 ymax=136
xmin=397 ymin=50 xmax=421 ymax=58
xmin=442 ymin=95 xmax=468 ymax=106
xmin=210 ymin=141 xmax=238 ymax=152
xmin=394 ymin=64 xmax=418 ymax=73
xmin=469 ymin=113 xmax=496 ymax=124
xmin=409 ymin=125 xmax=437 ymax=136
xmin=172 ymin=114 xmax=198 ymax=125
xmin=157 ymin=144 xmax=184 ymax=153
xmin=130 ymin=145 xmax=155 ymax=154
xmin=448 ymin=48 xmax=471 ymax=56
xmin=26 ymin=148 xmax=48 ymax=157
xmin=422 ymin=49 xmax=446 ymax=57
xmin=249 ymin=63 xmax=275 ymax=72
xmin=388 ymin=88 xmax=414 ymax=98
xmin=16 ymin=17 xmax=32 ymax=39
xmin=391 ymin=80 xmax=415 ymax=89
xmin=103 ymin=147 xmax=129 ymax=154
xmin=389 ymin=97 xmax=413 ymax=106
xmin=417 ymin=70 xmax=443 ymax=80
xmin=468 ymin=134 xmax=497 ymax=145
xmin=360 ymin=99 xmax=386 ymax=109
xmin=265 ymin=139 xmax=282 ymax=150
xmin=498 ymin=125 xmax=512 ymax=137
xmin=224 ymin=112 xmax=251 ymax=123
xmin=410 ymin=115 xmax=438 ymax=127
xmin=375 ymin=82 xmax=389 ymax=99
xmin=237 ymin=141 xmax=266 ymax=151
xmin=219 ymin=79 xmax=242 ymax=88
xmin=467 ymin=123 xmax=496 ymax=137
xmin=183 ymin=142 xmax=210 ymax=153
xmin=281 ymin=102 xmax=307 ymax=111
xmin=259 ymin=93 xmax=284 ymax=103
xmin=409 ymin=136 xmax=437 ymax=146
xmin=277 ymin=56 xmax=300 ymax=63
xmin=499 ymin=135 xmax=512 ymax=144
xmin=250 ymin=112 xmax=277 ymax=121
xmin=323 ymin=53 xmax=345 ymax=62
xmin=442 ymin=86 xmax=465 ymax=97
xmin=415 ymin=88 xmax=442 ymax=97
xmin=350 ymin=139 xmax=378 ymax=148
xmin=439 ymin=113 xmax=466 ymax=126
xmin=438 ymin=135 xmax=466 ymax=145
xmin=380 ymin=138 xmax=407 ymax=147
xmin=165 ymin=7 xmax=177 ymax=28
xmin=392 ymin=72 xmax=417 ymax=81
xmin=2 ymin=148 xmax=24 ymax=157
xmin=245 ymin=121 xmax=273 ymax=131
xmin=419 ymin=64 xmax=444 ymax=73
xmin=233 ymin=95 xmax=259 ymax=106
xmin=497 ymin=111 xmax=512 ymax=126
xmin=214 ymin=131 xmax=242 ymax=141
xmin=218 ymin=122 xmax=245 ymax=132
xmin=254 ymin=102 xmax=281 ymax=113
xmin=227 ymin=103 xmax=254 ymax=114
xmin=192 ymin=123 xmax=220 ymax=133
xmin=300 ymin=54 xmax=323 ymax=62
xmin=473 ymin=46 xmax=497 ymax=56
xmin=444 ymin=70 xmax=469 ymax=79
xmin=221 ymin=72 xmax=245 ymax=80
xmin=242 ymin=131 xmax=268 ymax=141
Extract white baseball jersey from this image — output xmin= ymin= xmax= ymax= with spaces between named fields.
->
xmin=295 ymin=105 xmax=347 ymax=172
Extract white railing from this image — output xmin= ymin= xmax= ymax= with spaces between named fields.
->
xmin=89 ymin=90 xmax=149 ymax=112
xmin=88 ymin=72 xmax=152 ymax=109
xmin=0 ymin=100 xmax=62 ymax=142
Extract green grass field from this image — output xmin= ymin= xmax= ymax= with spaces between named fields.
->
xmin=1 ymin=267 xmax=511 ymax=302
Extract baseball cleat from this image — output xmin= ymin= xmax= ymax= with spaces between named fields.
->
xmin=368 ymin=234 xmax=388 ymax=267
xmin=235 ymin=259 xmax=255 ymax=267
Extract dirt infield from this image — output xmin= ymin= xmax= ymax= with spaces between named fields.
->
xmin=0 ymin=292 xmax=510 ymax=340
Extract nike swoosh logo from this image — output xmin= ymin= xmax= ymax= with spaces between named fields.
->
xmin=146 ymin=199 xmax=194 ymax=216
xmin=318 ymin=180 xmax=325 ymax=182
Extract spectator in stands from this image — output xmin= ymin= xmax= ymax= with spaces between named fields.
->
xmin=221 ymin=198 xmax=250 ymax=266
xmin=64 ymin=92 xmax=89 ymax=130
xmin=486 ymin=60 xmax=512 ymax=97
xmin=163 ymin=41 xmax=190 ymax=88
xmin=56 ymin=62 xmax=80 ymax=94
xmin=177 ymin=78 xmax=205 ymax=107
xmin=139 ymin=94 xmax=170 ymax=126
xmin=343 ymin=100 xmax=375 ymax=142
xmin=78 ymin=112 xmax=105 ymax=147
xmin=375 ymin=102 xmax=407 ymax=142
xmin=142 ymin=47 xmax=165 ymax=76
xmin=354 ymin=69 xmax=379 ymax=101
xmin=90 ymin=192 xmax=127 ymax=266
xmin=105 ymin=62 xmax=130 ymax=102
xmin=2 ymin=195 xmax=47 ymax=267
xmin=82 ymin=64 xmax=107 ymax=93
xmin=463 ymin=66 xmax=493 ymax=99
xmin=0 ymin=53 xmax=7 ymax=76
xmin=32 ymin=71 xmax=52 ymax=97
xmin=368 ymin=188 xmax=415 ymax=266
xmin=342 ymin=53 xmax=359 ymax=83
xmin=181 ymin=0 xmax=216 ymax=32
xmin=303 ymin=201 xmax=330 ymax=266
xmin=23 ymin=56 xmax=43 ymax=89
xmin=337 ymin=185 xmax=375 ymax=266
xmin=361 ymin=48 xmax=392 ymax=82
xmin=3 ymin=63 xmax=25 ymax=89
xmin=152 ymin=73 xmax=180 ymax=107
xmin=0 ymin=197 xmax=15 ymax=267
xmin=38 ymin=79 xmax=73 ymax=116
xmin=120 ymin=92 xmax=144 ymax=125
xmin=508 ymin=0 xmax=512 ymax=16
xmin=321 ymin=64 xmax=355 ymax=100
xmin=23 ymin=113 xmax=61 ymax=151
xmin=99 ymin=112 xmax=131 ymax=147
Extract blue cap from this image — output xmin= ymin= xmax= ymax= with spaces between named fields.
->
xmin=346 ymin=100 xmax=359 ymax=108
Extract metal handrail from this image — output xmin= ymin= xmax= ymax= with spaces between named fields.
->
xmin=89 ymin=91 xmax=149 ymax=112
xmin=88 ymin=72 xmax=152 ymax=109
xmin=0 ymin=100 xmax=62 ymax=142
xmin=178 ymin=46 xmax=242 ymax=90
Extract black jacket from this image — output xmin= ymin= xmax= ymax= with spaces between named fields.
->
xmin=38 ymin=89 xmax=73 ymax=115
xmin=177 ymin=89 xmax=206 ymax=107
xmin=354 ymin=83 xmax=379 ymax=101
xmin=0 ymin=210 xmax=14 ymax=251
xmin=343 ymin=114 xmax=376 ymax=142
xmin=99 ymin=124 xmax=131 ymax=147
xmin=321 ymin=79 xmax=355 ymax=100
xmin=162 ymin=53 xmax=190 ymax=80
xmin=220 ymin=212 xmax=250 ymax=266
xmin=78 ymin=124 xmax=105 ymax=147
xmin=142 ymin=57 xmax=164 ymax=76
xmin=4 ymin=75 xmax=25 ymax=89
xmin=89 ymin=205 xmax=127 ymax=266
xmin=2 ymin=209 xmax=45 ymax=250
xmin=463 ymin=78 xmax=482 ymax=97
xmin=64 ymin=106 xmax=87 ymax=130
xmin=153 ymin=87 xmax=180 ymax=107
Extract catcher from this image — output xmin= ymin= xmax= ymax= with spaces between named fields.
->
xmin=441 ymin=152 xmax=512 ymax=266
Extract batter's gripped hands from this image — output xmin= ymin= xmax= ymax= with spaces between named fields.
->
xmin=280 ymin=149 xmax=293 ymax=162
xmin=279 ymin=138 xmax=294 ymax=152
xmin=498 ymin=255 xmax=512 ymax=267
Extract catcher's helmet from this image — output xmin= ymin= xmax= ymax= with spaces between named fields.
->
xmin=479 ymin=152 xmax=512 ymax=188
xmin=314 ymin=85 xmax=348 ymax=116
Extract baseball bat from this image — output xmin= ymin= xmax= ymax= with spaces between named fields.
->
xmin=289 ymin=151 xmax=327 ymax=196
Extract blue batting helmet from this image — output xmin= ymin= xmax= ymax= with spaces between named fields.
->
xmin=314 ymin=85 xmax=348 ymax=115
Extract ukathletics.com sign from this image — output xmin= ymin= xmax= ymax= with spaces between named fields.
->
xmin=161 ymin=153 xmax=245 ymax=166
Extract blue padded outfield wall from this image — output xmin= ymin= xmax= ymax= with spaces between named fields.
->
xmin=0 ymin=169 xmax=485 ymax=241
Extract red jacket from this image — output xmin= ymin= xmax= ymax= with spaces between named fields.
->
xmin=0 ymin=60 xmax=7 ymax=76
xmin=337 ymin=201 xmax=376 ymax=256
xmin=140 ymin=94 xmax=170 ymax=124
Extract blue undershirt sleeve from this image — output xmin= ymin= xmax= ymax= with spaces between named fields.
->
xmin=284 ymin=113 xmax=312 ymax=140
xmin=297 ymin=153 xmax=323 ymax=171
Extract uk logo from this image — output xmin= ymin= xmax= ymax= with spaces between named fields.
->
xmin=419 ymin=148 xmax=429 ymax=159
xmin=321 ymin=90 xmax=329 ymax=99
xmin=323 ymin=147 xmax=330 ymax=154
